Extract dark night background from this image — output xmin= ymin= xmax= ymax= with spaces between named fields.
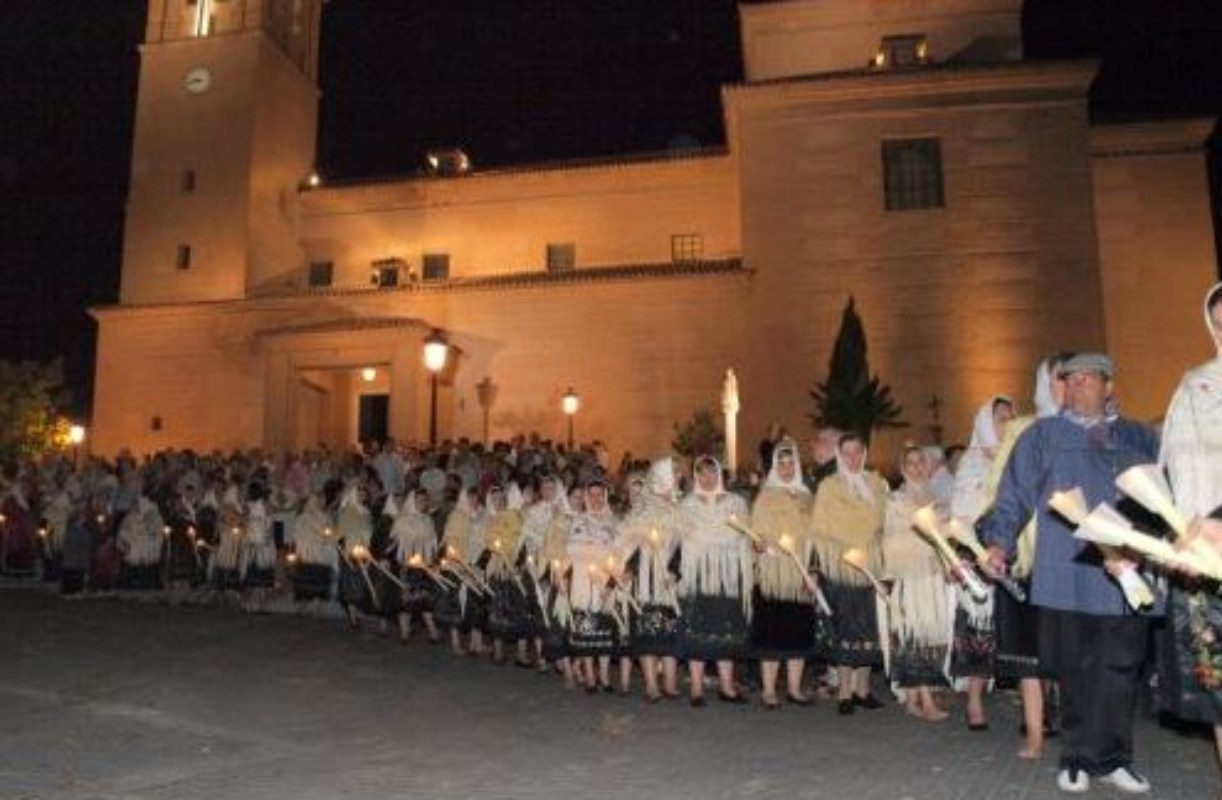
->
xmin=1 ymin=1 xmax=1219 ymax=419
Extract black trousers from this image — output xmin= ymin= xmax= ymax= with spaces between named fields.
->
xmin=1039 ymin=608 xmax=1151 ymax=774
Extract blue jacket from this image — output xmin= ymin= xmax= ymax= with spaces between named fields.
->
xmin=978 ymin=414 xmax=1162 ymax=617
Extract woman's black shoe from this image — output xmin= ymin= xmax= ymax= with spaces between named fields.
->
xmin=853 ymin=694 xmax=883 ymax=710
xmin=718 ymin=690 xmax=748 ymax=704
xmin=690 ymin=695 xmax=707 ymax=708
xmin=837 ymin=699 xmax=855 ymax=715
xmin=786 ymin=693 xmax=814 ymax=707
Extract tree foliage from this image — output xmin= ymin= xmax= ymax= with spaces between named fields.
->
xmin=0 ymin=360 xmax=71 ymax=463
xmin=671 ymin=408 xmax=724 ymax=460
xmin=809 ymin=297 xmax=905 ymax=441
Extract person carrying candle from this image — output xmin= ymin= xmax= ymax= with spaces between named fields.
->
xmin=810 ymin=432 xmax=889 ymax=714
xmin=980 ymin=352 xmax=1160 ymax=795
xmin=750 ymin=440 xmax=821 ymax=709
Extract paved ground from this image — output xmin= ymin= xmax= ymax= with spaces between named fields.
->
xmin=0 ymin=586 xmax=1214 ymax=800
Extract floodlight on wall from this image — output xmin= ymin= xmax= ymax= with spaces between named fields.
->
xmin=361 ymin=367 xmax=377 ymax=383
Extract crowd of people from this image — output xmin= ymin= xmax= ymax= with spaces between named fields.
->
xmin=4 ymin=283 xmax=1222 ymax=797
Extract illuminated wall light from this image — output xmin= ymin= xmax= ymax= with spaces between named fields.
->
xmin=872 ymin=50 xmax=887 ymax=69
xmin=361 ymin=367 xmax=377 ymax=383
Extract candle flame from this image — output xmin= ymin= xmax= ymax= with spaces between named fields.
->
xmin=912 ymin=505 xmax=941 ymax=537
xmin=842 ymin=548 xmax=867 ymax=569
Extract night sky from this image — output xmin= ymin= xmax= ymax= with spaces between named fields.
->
xmin=1 ymin=0 xmax=1219 ymax=417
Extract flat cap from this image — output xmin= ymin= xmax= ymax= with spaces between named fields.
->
xmin=1061 ymin=352 xmax=1115 ymax=379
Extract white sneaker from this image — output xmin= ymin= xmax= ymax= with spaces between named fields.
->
xmin=1056 ymin=768 xmax=1090 ymax=794
xmin=1098 ymin=766 xmax=1151 ymax=794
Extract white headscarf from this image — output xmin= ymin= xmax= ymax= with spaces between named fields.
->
xmin=763 ymin=440 xmax=809 ymax=494
xmin=835 ymin=438 xmax=875 ymax=502
xmin=969 ymin=396 xmax=1014 ymax=451
xmin=1207 ymin=282 xmax=1222 ymax=357
xmin=1160 ymin=282 xmax=1222 ymax=516
xmin=505 ymin=482 xmax=524 ymax=512
xmin=647 ymin=457 xmax=676 ymax=500
xmin=692 ymin=455 xmax=726 ymax=501
xmin=1032 ymin=360 xmax=1059 ymax=419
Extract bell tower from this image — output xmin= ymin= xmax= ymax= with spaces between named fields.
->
xmin=120 ymin=0 xmax=322 ymax=304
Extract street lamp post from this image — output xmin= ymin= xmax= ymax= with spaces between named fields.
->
xmin=68 ymin=424 xmax=86 ymax=468
xmin=561 ymin=387 xmax=580 ymax=450
xmin=475 ymin=377 xmax=496 ymax=445
xmin=422 ymin=329 xmax=449 ymax=447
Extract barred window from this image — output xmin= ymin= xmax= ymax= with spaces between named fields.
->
xmin=882 ymin=138 xmax=944 ymax=211
xmin=308 ymin=261 xmax=333 ymax=288
xmin=671 ymin=234 xmax=703 ymax=263
xmin=176 ymin=244 xmax=192 ymax=270
xmin=422 ymin=253 xmax=450 ymax=282
xmin=370 ymin=258 xmax=403 ymax=288
xmin=546 ymin=242 xmax=576 ymax=272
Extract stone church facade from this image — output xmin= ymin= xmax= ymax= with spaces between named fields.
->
xmin=92 ymin=0 xmax=1218 ymax=462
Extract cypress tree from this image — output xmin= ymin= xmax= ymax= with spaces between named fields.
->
xmin=810 ymin=297 xmax=905 ymax=442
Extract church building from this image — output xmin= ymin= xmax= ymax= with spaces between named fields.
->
xmin=91 ymin=0 xmax=1218 ymax=461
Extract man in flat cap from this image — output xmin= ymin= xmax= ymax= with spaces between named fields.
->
xmin=979 ymin=352 xmax=1160 ymax=795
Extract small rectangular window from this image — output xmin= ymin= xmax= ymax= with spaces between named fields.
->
xmin=308 ymin=261 xmax=333 ymax=288
xmin=150 ymin=416 xmax=163 ymax=432
xmin=882 ymin=138 xmax=945 ymax=211
xmin=181 ymin=168 xmax=196 ymax=193
xmin=671 ymin=234 xmax=703 ymax=263
xmin=176 ymin=244 xmax=192 ymax=270
xmin=878 ymin=34 xmax=930 ymax=69
xmin=370 ymin=258 xmax=402 ymax=288
xmin=422 ymin=253 xmax=450 ymax=282
xmin=546 ymin=242 xmax=576 ymax=272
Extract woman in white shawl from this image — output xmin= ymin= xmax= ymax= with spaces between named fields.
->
xmin=239 ymin=480 xmax=276 ymax=613
xmin=335 ymin=482 xmax=375 ymax=629
xmin=678 ymin=455 xmax=752 ymax=705
xmin=565 ymin=480 xmax=621 ymax=693
xmin=388 ymin=486 xmax=441 ymax=644
xmin=540 ymin=482 xmax=582 ymax=688
xmin=209 ymin=483 xmax=245 ymax=601
xmin=616 ymin=457 xmax=685 ymax=702
xmin=289 ymin=492 xmax=337 ymax=612
xmin=1161 ymin=282 xmax=1222 ymax=765
xmin=882 ymin=447 xmax=952 ymax=721
xmin=481 ymin=484 xmax=532 ymax=666
xmin=519 ymin=475 xmax=565 ymax=670
xmin=988 ymin=356 xmax=1070 ymax=758
xmin=810 ymin=432 xmax=889 ymax=714
xmin=752 ymin=440 xmax=821 ymax=708
xmin=117 ymin=491 xmax=166 ymax=593
xmin=950 ymin=394 xmax=1015 ymax=730
xmin=40 ymin=480 xmax=73 ymax=583
xmin=437 ymin=488 xmax=487 ymax=656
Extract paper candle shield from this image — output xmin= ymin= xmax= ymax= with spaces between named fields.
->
xmin=1115 ymin=464 xmax=1189 ymax=537
xmin=1049 ymin=488 xmax=1090 ymax=525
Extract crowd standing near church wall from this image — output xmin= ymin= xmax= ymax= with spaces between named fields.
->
xmin=10 ymin=335 xmax=1222 ymax=797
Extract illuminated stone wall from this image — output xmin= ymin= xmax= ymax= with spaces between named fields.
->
xmin=1091 ymin=119 xmax=1220 ymax=422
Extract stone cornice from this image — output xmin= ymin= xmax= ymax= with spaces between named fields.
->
xmin=722 ymin=59 xmax=1098 ymax=113
xmin=1089 ymin=118 xmax=1217 ymax=159
xmin=90 ymin=258 xmax=750 ymax=320
xmin=300 ymin=148 xmax=732 ymax=215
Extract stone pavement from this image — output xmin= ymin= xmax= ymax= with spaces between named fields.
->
xmin=0 ymin=587 xmax=1214 ymax=800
